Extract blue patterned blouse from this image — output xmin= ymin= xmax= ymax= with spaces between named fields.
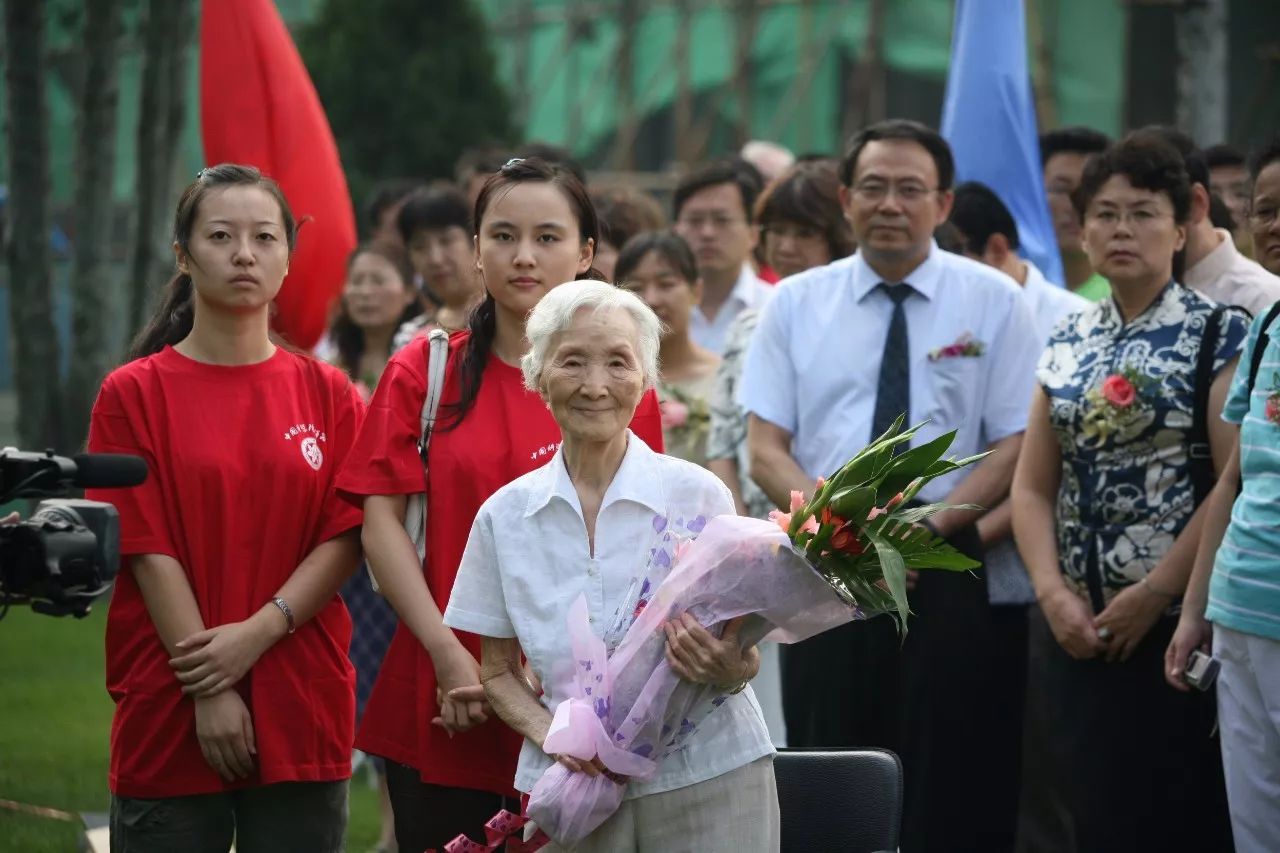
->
xmin=1036 ymin=282 xmax=1248 ymax=607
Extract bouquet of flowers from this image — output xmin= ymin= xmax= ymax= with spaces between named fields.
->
xmin=448 ymin=418 xmax=987 ymax=850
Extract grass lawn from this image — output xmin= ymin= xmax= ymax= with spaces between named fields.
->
xmin=0 ymin=604 xmax=381 ymax=852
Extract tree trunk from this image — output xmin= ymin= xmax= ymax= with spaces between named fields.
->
xmin=130 ymin=0 xmax=192 ymax=334
xmin=1175 ymin=0 xmax=1228 ymax=146
xmin=67 ymin=0 xmax=125 ymax=447
xmin=4 ymin=1 xmax=62 ymax=450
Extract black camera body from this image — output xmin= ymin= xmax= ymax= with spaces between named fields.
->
xmin=1 ymin=499 xmax=121 ymax=618
xmin=1 ymin=448 xmax=146 ymax=619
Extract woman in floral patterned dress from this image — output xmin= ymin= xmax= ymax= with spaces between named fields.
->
xmin=616 ymin=232 xmax=720 ymax=465
xmin=1011 ymin=132 xmax=1244 ymax=851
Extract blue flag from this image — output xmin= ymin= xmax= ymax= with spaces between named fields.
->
xmin=940 ymin=0 xmax=1065 ymax=285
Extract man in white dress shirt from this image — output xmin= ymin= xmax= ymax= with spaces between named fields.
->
xmin=1149 ymin=131 xmax=1280 ymax=315
xmin=949 ymin=180 xmax=1089 ymax=603
xmin=673 ymin=161 xmax=774 ymax=354
xmin=740 ymin=120 xmax=1044 ymax=853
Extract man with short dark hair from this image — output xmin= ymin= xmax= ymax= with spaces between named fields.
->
xmin=1041 ymin=126 xmax=1111 ymax=299
xmin=673 ymin=160 xmax=772 ymax=353
xmin=1148 ymin=127 xmax=1280 ymax=315
xmin=950 ymin=179 xmax=1088 ymax=597
xmin=742 ymin=119 xmax=1043 ymax=853
xmin=1205 ymin=142 xmax=1251 ymax=234
xmin=392 ymin=183 xmax=481 ymax=346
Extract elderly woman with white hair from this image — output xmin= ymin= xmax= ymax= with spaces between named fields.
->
xmin=443 ymin=280 xmax=779 ymax=851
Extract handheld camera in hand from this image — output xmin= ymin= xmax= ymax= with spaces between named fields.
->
xmin=0 ymin=448 xmax=147 ymax=619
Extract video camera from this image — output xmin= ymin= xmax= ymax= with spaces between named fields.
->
xmin=0 ymin=448 xmax=147 ymax=619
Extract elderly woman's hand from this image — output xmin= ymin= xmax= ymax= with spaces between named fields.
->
xmin=663 ymin=613 xmax=759 ymax=689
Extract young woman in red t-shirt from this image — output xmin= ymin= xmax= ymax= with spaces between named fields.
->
xmin=86 ymin=164 xmax=365 ymax=852
xmin=336 ymin=157 xmax=663 ymax=851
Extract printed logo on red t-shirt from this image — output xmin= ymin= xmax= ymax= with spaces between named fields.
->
xmin=283 ymin=422 xmax=327 ymax=471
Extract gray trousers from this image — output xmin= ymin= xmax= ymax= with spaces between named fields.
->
xmin=109 ymin=780 xmax=347 ymax=853
xmin=543 ymin=755 xmax=779 ymax=853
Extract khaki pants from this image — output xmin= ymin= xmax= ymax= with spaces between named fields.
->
xmin=544 ymin=755 xmax=779 ymax=853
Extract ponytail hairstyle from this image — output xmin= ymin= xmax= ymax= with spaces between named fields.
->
xmin=444 ymin=156 xmax=601 ymax=429
xmin=127 ymin=164 xmax=299 ymax=361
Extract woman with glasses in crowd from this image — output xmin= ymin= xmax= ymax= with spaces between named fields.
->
xmin=1012 ymin=132 xmax=1244 ymax=851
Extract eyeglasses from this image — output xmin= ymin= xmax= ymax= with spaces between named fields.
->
xmin=1248 ymin=204 xmax=1279 ymax=227
xmin=850 ymin=181 xmax=937 ymax=204
xmin=676 ymin=214 xmax=748 ymax=232
xmin=1085 ymin=208 xmax=1174 ymax=230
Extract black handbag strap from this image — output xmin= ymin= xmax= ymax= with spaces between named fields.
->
xmin=1190 ymin=305 xmax=1228 ymax=507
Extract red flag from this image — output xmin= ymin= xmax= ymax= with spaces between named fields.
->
xmin=200 ymin=0 xmax=355 ymax=350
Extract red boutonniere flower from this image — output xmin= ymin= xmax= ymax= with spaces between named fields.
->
xmin=928 ymin=332 xmax=985 ymax=362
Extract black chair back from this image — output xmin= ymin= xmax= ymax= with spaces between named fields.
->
xmin=774 ymin=747 xmax=902 ymax=853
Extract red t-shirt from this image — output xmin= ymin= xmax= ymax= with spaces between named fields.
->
xmin=335 ymin=331 xmax=663 ymax=796
xmin=86 ymin=346 xmax=365 ymax=798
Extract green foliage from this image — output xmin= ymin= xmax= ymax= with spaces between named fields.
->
xmin=0 ymin=606 xmax=381 ymax=851
xmin=298 ymin=0 xmax=518 ymax=215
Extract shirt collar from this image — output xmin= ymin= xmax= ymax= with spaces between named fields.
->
xmin=850 ymin=241 xmax=942 ymax=302
xmin=1095 ymin=279 xmax=1179 ymax=332
xmin=1184 ymin=228 xmax=1239 ymax=289
xmin=1022 ymin=260 xmax=1048 ymax=293
xmin=524 ymin=429 xmax=666 ymax=519
xmin=729 ymin=264 xmax=767 ymax=309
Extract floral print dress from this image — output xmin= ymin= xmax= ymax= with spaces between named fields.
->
xmin=658 ymin=372 xmax=717 ymax=467
xmin=1037 ymin=281 xmax=1248 ymax=610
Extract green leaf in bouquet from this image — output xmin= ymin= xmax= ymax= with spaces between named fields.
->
xmin=823 ymin=415 xmax=919 ymax=492
xmin=886 ymin=502 xmax=982 ymax=527
xmin=881 ymin=522 xmax=980 ymax=572
xmin=875 ymin=429 xmax=960 ymax=499
xmin=921 ymin=450 xmax=992 ymax=480
xmin=862 ymin=523 xmax=911 ymax=631
xmin=908 ymin=549 xmax=981 ymax=571
xmin=827 ymin=485 xmax=878 ymax=522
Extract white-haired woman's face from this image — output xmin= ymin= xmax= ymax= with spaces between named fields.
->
xmin=540 ymin=306 xmax=645 ymax=445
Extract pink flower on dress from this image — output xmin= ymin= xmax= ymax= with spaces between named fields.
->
xmin=1100 ymin=375 xmax=1137 ymax=408
xmin=1267 ymin=395 xmax=1280 ymax=425
xmin=660 ymin=399 xmax=689 ymax=429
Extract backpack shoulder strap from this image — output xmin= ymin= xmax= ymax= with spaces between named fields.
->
xmin=1247 ymin=301 xmax=1280 ymax=397
xmin=417 ymin=328 xmax=451 ymax=465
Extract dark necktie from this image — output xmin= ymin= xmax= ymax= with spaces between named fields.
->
xmin=871 ymin=283 xmax=913 ymax=442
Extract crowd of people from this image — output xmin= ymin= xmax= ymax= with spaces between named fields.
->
xmin=79 ymin=117 xmax=1280 ymax=853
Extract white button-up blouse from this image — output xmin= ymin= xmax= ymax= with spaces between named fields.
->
xmin=444 ymin=431 xmax=775 ymax=799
